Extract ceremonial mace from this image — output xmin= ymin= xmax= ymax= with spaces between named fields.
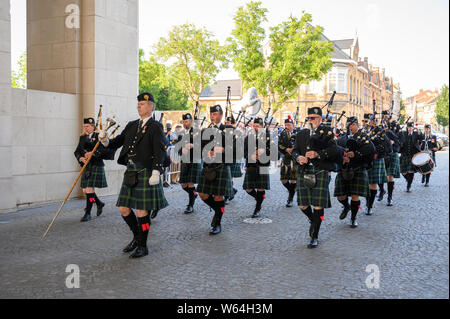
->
xmin=42 ymin=115 xmax=119 ymax=239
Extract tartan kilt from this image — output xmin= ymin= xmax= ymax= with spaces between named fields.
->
xmin=116 ymin=168 xmax=168 ymax=211
xmin=385 ymin=152 xmax=401 ymax=178
xmin=280 ymin=156 xmax=298 ymax=181
xmin=80 ymin=164 xmax=107 ymax=189
xmin=179 ymin=162 xmax=202 ymax=184
xmin=400 ymin=153 xmax=416 ymax=173
xmin=196 ymin=164 xmax=232 ymax=196
xmin=297 ymin=166 xmax=331 ymax=208
xmin=230 ymin=162 xmax=243 ymax=178
xmin=367 ymin=158 xmax=388 ymax=184
xmin=334 ymin=168 xmax=369 ymax=198
xmin=243 ymin=167 xmax=270 ymax=190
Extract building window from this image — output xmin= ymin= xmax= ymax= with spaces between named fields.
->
xmin=307 ymin=78 xmax=324 ymax=94
xmin=327 ymin=67 xmax=348 ymax=93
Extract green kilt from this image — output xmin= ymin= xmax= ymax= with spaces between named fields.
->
xmin=230 ymin=162 xmax=243 ymax=178
xmin=385 ymin=152 xmax=401 ymax=178
xmin=297 ymin=166 xmax=331 ymax=208
xmin=179 ymin=162 xmax=202 ymax=184
xmin=243 ymin=167 xmax=270 ymax=190
xmin=367 ymin=158 xmax=388 ymax=184
xmin=80 ymin=164 xmax=108 ymax=189
xmin=280 ymin=155 xmax=298 ymax=181
xmin=116 ymin=168 xmax=168 ymax=211
xmin=197 ymin=164 xmax=232 ymax=196
xmin=400 ymin=153 xmax=416 ymax=173
xmin=334 ymin=168 xmax=369 ymax=198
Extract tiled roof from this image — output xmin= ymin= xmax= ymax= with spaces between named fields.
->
xmin=332 ymin=39 xmax=355 ymax=50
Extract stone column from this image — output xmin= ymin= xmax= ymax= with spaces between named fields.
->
xmin=0 ymin=0 xmax=15 ymax=212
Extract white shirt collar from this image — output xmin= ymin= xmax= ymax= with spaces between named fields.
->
xmin=140 ymin=116 xmax=151 ymax=127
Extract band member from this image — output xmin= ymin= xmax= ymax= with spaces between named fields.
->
xmin=99 ymin=93 xmax=168 ymax=259
xmin=176 ymin=113 xmax=202 ymax=214
xmin=279 ymin=117 xmax=298 ymax=207
xmin=365 ymin=121 xmax=391 ymax=215
xmin=383 ymin=120 xmax=402 ymax=206
xmin=420 ymin=124 xmax=438 ymax=187
xmin=361 ymin=114 xmax=371 ymax=129
xmin=334 ymin=117 xmax=375 ymax=228
xmin=399 ymin=122 xmax=422 ymax=192
xmin=74 ymin=118 xmax=114 ymax=222
xmin=292 ymin=107 xmax=339 ymax=248
xmin=243 ymin=118 xmax=271 ymax=218
xmin=225 ymin=116 xmax=240 ymax=203
xmin=197 ymin=105 xmax=233 ymax=235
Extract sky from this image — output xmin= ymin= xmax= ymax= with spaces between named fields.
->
xmin=10 ymin=0 xmax=450 ymax=97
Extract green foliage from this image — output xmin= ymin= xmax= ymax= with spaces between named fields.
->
xmin=11 ymin=52 xmax=27 ymax=89
xmin=154 ymin=24 xmax=229 ymax=108
xmin=435 ymin=84 xmax=449 ymax=127
xmin=139 ymin=49 xmax=188 ymax=110
xmin=228 ymin=9 xmax=333 ymax=112
xmin=399 ymin=100 xmax=406 ymax=124
xmin=227 ymin=1 xmax=268 ymax=90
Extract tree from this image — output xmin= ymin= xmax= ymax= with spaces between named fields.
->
xmin=227 ymin=1 xmax=268 ymax=90
xmin=11 ymin=52 xmax=27 ymax=89
xmin=139 ymin=49 xmax=188 ymax=110
xmin=228 ymin=10 xmax=333 ymax=112
xmin=154 ymin=24 xmax=229 ymax=109
xmin=435 ymin=84 xmax=449 ymax=129
xmin=399 ymin=100 xmax=407 ymax=124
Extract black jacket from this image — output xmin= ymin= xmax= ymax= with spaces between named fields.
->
xmin=385 ymin=129 xmax=401 ymax=153
xmin=420 ymin=134 xmax=438 ymax=152
xmin=337 ymin=129 xmax=376 ymax=170
xmin=201 ymin=124 xmax=236 ymax=167
xmin=399 ymin=131 xmax=422 ymax=156
xmin=291 ymin=124 xmax=339 ymax=172
xmin=107 ymin=118 xmax=166 ymax=172
xmin=74 ymin=133 xmax=115 ymax=167
xmin=244 ymin=129 xmax=273 ymax=167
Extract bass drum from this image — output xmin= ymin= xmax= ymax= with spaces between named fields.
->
xmin=411 ymin=151 xmax=435 ymax=175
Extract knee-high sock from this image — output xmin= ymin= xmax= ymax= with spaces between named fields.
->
xmin=256 ymin=190 xmax=266 ymax=210
xmin=212 ymin=200 xmax=225 ymax=226
xmin=387 ymin=181 xmax=395 ymax=199
xmin=425 ymin=174 xmax=431 ymax=184
xmin=188 ymin=187 xmax=197 ymax=206
xmin=282 ymin=181 xmax=290 ymax=192
xmin=92 ymin=193 xmax=103 ymax=206
xmin=85 ymin=193 xmax=95 ymax=213
xmin=182 ymin=186 xmax=190 ymax=194
xmin=300 ymin=206 xmax=313 ymax=222
xmin=351 ymin=200 xmax=360 ymax=221
xmin=122 ymin=210 xmax=139 ymax=238
xmin=407 ymin=173 xmax=414 ymax=188
xmin=367 ymin=189 xmax=377 ymax=208
xmin=338 ymin=198 xmax=350 ymax=210
xmin=137 ymin=215 xmax=151 ymax=247
xmin=201 ymin=196 xmax=215 ymax=209
xmin=402 ymin=174 xmax=409 ymax=182
xmin=312 ymin=208 xmax=324 ymax=239
xmin=288 ymin=183 xmax=297 ymax=200
xmin=247 ymin=189 xmax=257 ymax=200
xmin=378 ymin=183 xmax=385 ymax=193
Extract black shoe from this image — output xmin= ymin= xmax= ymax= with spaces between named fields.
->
xmin=150 ymin=210 xmax=159 ymax=219
xmin=365 ymin=207 xmax=373 ymax=216
xmin=209 ymin=225 xmax=221 ymax=235
xmin=387 ymin=198 xmax=393 ymax=206
xmin=252 ymin=209 xmax=261 ymax=218
xmin=184 ymin=205 xmax=194 ymax=214
xmin=224 ymin=198 xmax=229 ymax=206
xmin=163 ymin=181 xmax=170 ymax=188
xmin=233 ymin=188 xmax=238 ymax=196
xmin=339 ymin=206 xmax=350 ymax=220
xmin=129 ymin=246 xmax=148 ymax=259
xmin=96 ymin=201 xmax=105 ymax=216
xmin=350 ymin=219 xmax=358 ymax=228
xmin=286 ymin=199 xmax=293 ymax=208
xmin=424 ymin=183 xmax=429 ymax=187
xmin=123 ymin=238 xmax=138 ymax=253
xmin=377 ymin=190 xmax=386 ymax=201
xmin=307 ymin=238 xmax=318 ymax=249
xmin=80 ymin=211 xmax=91 ymax=222
xmin=406 ymin=188 xmax=411 ymax=193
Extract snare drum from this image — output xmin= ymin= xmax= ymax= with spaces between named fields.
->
xmin=411 ymin=152 xmax=435 ymax=175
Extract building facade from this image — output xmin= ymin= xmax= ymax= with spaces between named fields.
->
xmin=403 ymin=89 xmax=439 ymax=128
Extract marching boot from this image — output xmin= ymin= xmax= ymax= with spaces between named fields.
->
xmin=81 ymin=194 xmax=95 ymax=222
xmin=366 ymin=190 xmax=377 ymax=215
xmin=421 ymin=174 xmax=425 ymax=184
xmin=130 ymin=215 xmax=150 ymax=259
xmin=308 ymin=208 xmax=323 ymax=249
xmin=122 ymin=210 xmax=139 ymax=253
xmin=150 ymin=210 xmax=159 ymax=219
xmin=425 ymin=174 xmax=430 ymax=187
xmin=93 ymin=193 xmax=105 ymax=216
xmin=387 ymin=181 xmax=395 ymax=206
xmin=184 ymin=187 xmax=197 ymax=214
xmin=377 ymin=184 xmax=386 ymax=201
xmin=406 ymin=173 xmax=414 ymax=192
xmin=308 ymin=238 xmax=318 ymax=248
xmin=350 ymin=200 xmax=360 ymax=228
xmin=286 ymin=183 xmax=296 ymax=208
xmin=252 ymin=191 xmax=265 ymax=218
xmin=338 ymin=198 xmax=350 ymax=220
xmin=300 ymin=206 xmax=314 ymax=237
xmin=210 ymin=200 xmax=225 ymax=235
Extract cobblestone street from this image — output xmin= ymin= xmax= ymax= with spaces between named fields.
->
xmin=1 ymin=151 xmax=448 ymax=299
